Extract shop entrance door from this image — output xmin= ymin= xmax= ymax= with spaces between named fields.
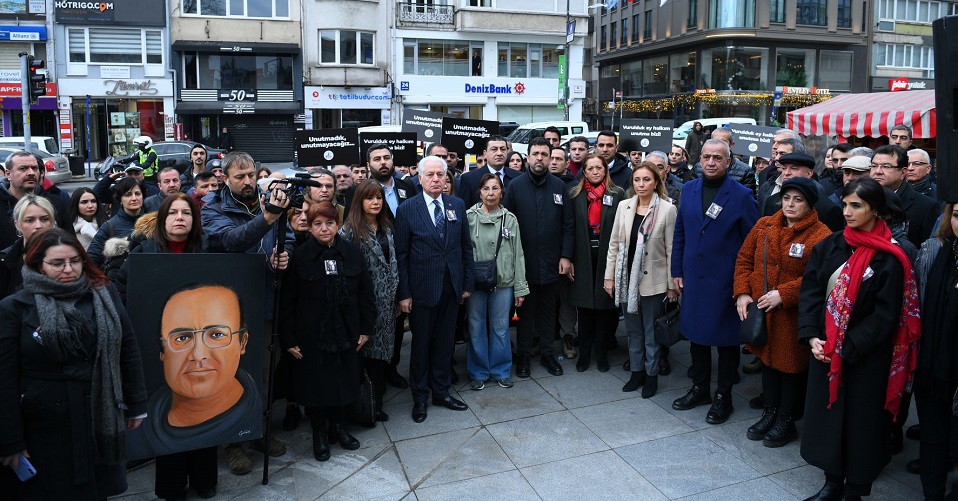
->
xmin=72 ymin=99 xmax=107 ymax=161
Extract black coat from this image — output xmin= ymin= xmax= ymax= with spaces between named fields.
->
xmin=797 ymin=231 xmax=904 ymax=484
xmin=569 ymin=185 xmax=624 ymax=310
xmin=278 ymin=236 xmax=376 ymax=407
xmin=503 ymin=171 xmax=574 ymax=285
xmin=0 ymin=285 xmax=147 ymax=499
xmin=0 ymin=239 xmax=24 ymax=299
xmin=606 ymin=154 xmax=632 ymax=192
xmin=86 ymin=210 xmax=142 ymax=267
xmin=895 ymin=181 xmax=942 ymax=246
xmin=0 ymin=185 xmax=70 ymax=250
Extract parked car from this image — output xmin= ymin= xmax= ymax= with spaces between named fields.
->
xmin=506 ymin=121 xmax=589 ymax=154
xmin=0 ymin=147 xmax=72 ymax=184
xmin=0 ymin=136 xmax=62 ymax=156
xmin=152 ymin=141 xmax=226 ymax=173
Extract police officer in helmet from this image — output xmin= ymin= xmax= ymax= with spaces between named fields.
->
xmin=118 ymin=136 xmax=160 ymax=183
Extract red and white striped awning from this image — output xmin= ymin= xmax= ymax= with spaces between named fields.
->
xmin=786 ymin=90 xmax=936 ymax=139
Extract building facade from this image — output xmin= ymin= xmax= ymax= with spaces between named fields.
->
xmin=394 ymin=0 xmax=590 ymax=124
xmin=169 ymin=0 xmax=303 ymax=162
xmin=594 ymin=0 xmax=870 ymax=128
xmin=869 ymin=0 xmax=956 ymax=93
xmin=0 ymin=3 xmax=56 ymax=141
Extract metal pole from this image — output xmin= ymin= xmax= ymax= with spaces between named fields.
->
xmin=564 ymin=0 xmax=571 ymax=121
xmin=20 ymin=53 xmax=31 ymax=150
xmin=611 ymin=87 xmax=615 ymax=131
xmin=86 ymin=95 xmax=92 ymax=174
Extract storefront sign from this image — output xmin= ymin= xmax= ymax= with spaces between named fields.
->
xmin=463 ymin=81 xmax=525 ymax=95
xmin=0 ymin=69 xmax=20 ymax=82
xmin=304 ymin=86 xmax=391 ymax=110
xmin=58 ymin=103 xmax=73 ymax=150
xmin=296 ymin=129 xmax=361 ymax=166
xmin=54 ymin=0 xmax=165 ymax=26
xmin=402 ymin=109 xmax=446 ymax=142
xmin=694 ymin=89 xmax=716 ymax=94
xmin=440 ymin=117 xmax=498 ymax=155
xmin=223 ymin=102 xmax=255 ymax=114
xmin=358 ymin=132 xmax=418 ymax=166
xmin=780 ymin=86 xmax=830 ymax=95
xmin=397 ymin=76 xmax=586 ymax=101
xmin=727 ymin=124 xmax=777 ymax=159
xmin=889 ymin=77 xmax=927 ymax=91
xmin=100 ymin=66 xmax=130 ymax=79
xmin=218 ymin=89 xmax=257 ymax=102
xmin=104 ymin=79 xmax=159 ymax=96
xmin=619 ymin=119 xmax=673 ymax=153
xmin=0 ymin=82 xmax=56 ymax=97
xmin=0 ymin=25 xmax=46 ymax=40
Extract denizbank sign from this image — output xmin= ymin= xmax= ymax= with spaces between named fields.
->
xmin=464 ymin=82 xmax=526 ymax=95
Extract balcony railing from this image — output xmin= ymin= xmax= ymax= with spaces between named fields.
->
xmin=398 ymin=3 xmax=454 ymax=24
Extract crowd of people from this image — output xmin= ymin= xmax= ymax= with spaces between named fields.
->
xmin=0 ymin=120 xmax=954 ymax=501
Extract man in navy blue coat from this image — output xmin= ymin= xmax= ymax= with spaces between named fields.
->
xmin=395 ymin=155 xmax=475 ymax=423
xmin=671 ymin=139 xmax=759 ymax=425
xmin=456 ymin=135 xmax=518 ymax=209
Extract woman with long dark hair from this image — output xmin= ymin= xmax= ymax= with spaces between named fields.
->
xmin=280 ymin=202 xmax=376 ymax=462
xmin=507 ymin=151 xmax=526 ymax=172
xmin=569 ymin=154 xmax=625 ymax=372
xmin=339 ymin=180 xmax=398 ymax=422
xmin=69 ymin=187 xmax=108 ymax=250
xmin=0 ymin=228 xmax=147 ymax=499
xmin=797 ymin=177 xmax=920 ymax=500
xmin=87 ymin=177 xmax=145 ymax=267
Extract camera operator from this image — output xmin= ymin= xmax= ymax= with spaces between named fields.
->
xmin=200 ymin=151 xmax=296 ymax=475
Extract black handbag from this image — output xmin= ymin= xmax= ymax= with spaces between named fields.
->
xmin=473 ymin=220 xmax=504 ymax=291
xmin=349 ymin=369 xmax=376 ymax=425
xmin=654 ymin=297 xmax=683 ymax=347
xmin=739 ymin=235 xmax=769 ymax=346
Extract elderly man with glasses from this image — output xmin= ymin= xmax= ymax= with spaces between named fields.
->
xmin=905 ymin=148 xmax=937 ymax=200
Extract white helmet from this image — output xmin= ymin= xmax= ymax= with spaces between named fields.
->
xmin=133 ymin=136 xmax=153 ymax=148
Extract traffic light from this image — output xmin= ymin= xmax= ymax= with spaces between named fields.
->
xmin=27 ymin=56 xmax=46 ymax=103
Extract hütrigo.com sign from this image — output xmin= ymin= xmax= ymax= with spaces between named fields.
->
xmin=55 ymin=1 xmax=114 ymax=10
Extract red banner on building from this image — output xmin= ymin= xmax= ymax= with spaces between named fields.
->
xmin=0 ymin=82 xmax=57 ymax=97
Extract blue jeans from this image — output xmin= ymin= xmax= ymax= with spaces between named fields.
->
xmin=623 ymin=293 xmax=664 ymax=375
xmin=466 ymin=287 xmax=514 ymax=381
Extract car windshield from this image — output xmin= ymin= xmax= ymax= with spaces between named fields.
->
xmin=507 ymin=129 xmax=532 ymax=143
xmin=41 ymin=138 xmax=59 ymax=155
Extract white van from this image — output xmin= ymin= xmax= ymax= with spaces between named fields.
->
xmin=507 ymin=121 xmax=589 ymax=155
xmin=672 ymin=117 xmax=757 ymax=147
xmin=0 ymin=136 xmax=61 ymax=156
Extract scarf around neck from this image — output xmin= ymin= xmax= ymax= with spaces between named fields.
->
xmin=585 ymin=181 xmax=606 ymax=236
xmin=21 ymin=267 xmax=127 ymax=464
xmin=614 ymin=194 xmax=660 ymax=313
xmin=823 ymin=219 xmax=921 ymax=418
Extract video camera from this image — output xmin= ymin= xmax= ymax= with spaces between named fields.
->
xmin=259 ymin=173 xmax=323 ymax=214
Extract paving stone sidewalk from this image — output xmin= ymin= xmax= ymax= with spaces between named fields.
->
xmin=116 ymin=330 xmax=923 ymax=501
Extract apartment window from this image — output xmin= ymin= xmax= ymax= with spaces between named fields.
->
xmin=796 ymin=0 xmax=827 ymax=25
xmin=632 ymin=14 xmax=641 ymax=40
xmin=644 ymin=10 xmax=653 ymax=38
xmin=182 ymin=0 xmax=289 ymax=18
xmin=319 ymin=30 xmax=374 ymax=65
xmin=708 ymin=0 xmax=755 ymax=28
xmin=599 ymin=25 xmax=607 ymax=52
xmin=182 ymin=52 xmax=294 ymax=89
xmin=687 ymin=0 xmax=698 ymax=27
xmin=837 ymin=0 xmax=852 ymax=26
xmin=610 ymin=22 xmax=617 ymax=49
xmin=497 ymin=42 xmax=559 ymax=78
xmin=621 ymin=17 xmax=629 ymax=45
xmin=875 ymin=42 xmax=935 ymax=77
xmin=67 ymin=28 xmax=163 ymax=65
xmin=770 ymin=0 xmax=785 ymax=22
xmin=877 ymin=0 xmax=953 ymax=22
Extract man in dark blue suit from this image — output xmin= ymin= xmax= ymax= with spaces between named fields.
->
xmin=396 ymin=155 xmax=475 ymax=423
xmin=456 ymin=135 xmax=518 ymax=209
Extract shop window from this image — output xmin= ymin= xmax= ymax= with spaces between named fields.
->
xmin=775 ymin=49 xmax=815 ymax=88
xmin=796 ymin=0 xmax=827 ymax=25
xmin=182 ymin=0 xmax=290 ymax=18
xmin=622 ymin=60 xmax=642 ymax=97
xmin=182 ymin=52 xmax=294 ymax=90
xmin=318 ymin=30 xmax=375 ymax=66
xmin=669 ymin=52 xmax=696 ymax=93
xmin=770 ymin=0 xmax=785 ymax=22
xmin=700 ymin=46 xmax=768 ymax=90
xmin=643 ymin=56 xmax=668 ymax=95
xmin=708 ymin=0 xmax=755 ymax=28
xmin=819 ymin=51 xmax=853 ymax=91
xmin=403 ymin=39 xmax=478 ymax=76
xmin=66 ymin=28 xmax=164 ymax=76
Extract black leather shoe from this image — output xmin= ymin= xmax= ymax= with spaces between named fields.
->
xmin=195 ymin=487 xmax=216 ymax=499
xmin=905 ymin=424 xmax=921 ymax=440
xmin=906 ymin=458 xmax=920 ymax=474
xmin=763 ymin=414 xmax=798 ymax=448
xmin=375 ymin=410 xmax=390 ymax=422
xmin=705 ymin=392 xmax=734 ymax=424
xmin=746 ymin=406 xmax=778 ymax=441
xmin=659 ymin=357 xmax=671 ymax=376
xmin=686 ymin=365 xmax=694 ymax=378
xmin=386 ymin=370 xmax=409 ymax=389
xmin=412 ymin=402 xmax=427 ymax=423
xmin=641 ymin=375 xmax=658 ymax=399
xmin=432 ymin=395 xmax=468 ymax=411
xmin=328 ymin=424 xmax=360 ymax=450
xmin=622 ymin=371 xmax=646 ymax=392
xmin=541 ymin=355 xmax=564 ymax=376
xmin=672 ymin=386 xmax=712 ymax=410
xmin=516 ymin=356 xmax=531 ymax=378
xmin=596 ymin=358 xmax=610 ymax=373
xmin=312 ymin=431 xmax=331 ymax=461
xmin=802 ymin=479 xmax=843 ymax=501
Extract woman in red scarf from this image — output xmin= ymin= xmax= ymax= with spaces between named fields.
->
xmin=568 ymin=154 xmax=625 ymax=372
xmin=797 ymin=177 xmax=920 ymax=501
